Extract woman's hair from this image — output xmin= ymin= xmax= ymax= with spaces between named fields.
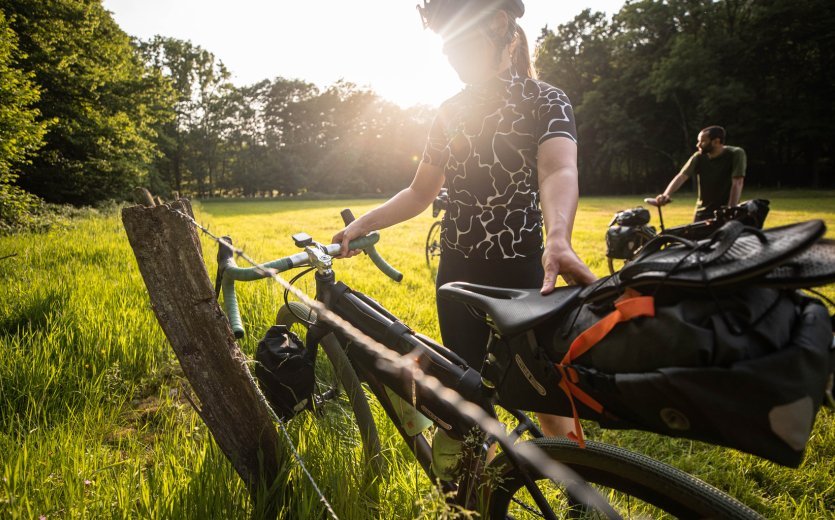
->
xmin=418 ymin=0 xmax=533 ymax=78
xmin=508 ymin=19 xmax=533 ymax=78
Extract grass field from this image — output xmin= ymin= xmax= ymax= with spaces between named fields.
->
xmin=1 ymin=191 xmax=834 ymax=519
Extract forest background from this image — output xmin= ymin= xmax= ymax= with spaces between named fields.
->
xmin=1 ymin=0 xmax=834 ymax=232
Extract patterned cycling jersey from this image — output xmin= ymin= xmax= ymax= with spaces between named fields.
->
xmin=422 ymin=68 xmax=577 ymax=259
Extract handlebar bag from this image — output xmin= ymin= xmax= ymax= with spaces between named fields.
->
xmin=493 ymin=286 xmax=834 ymax=467
xmin=254 ymin=325 xmax=316 ymax=421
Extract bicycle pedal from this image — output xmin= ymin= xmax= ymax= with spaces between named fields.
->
xmin=313 ymin=387 xmax=340 ymax=409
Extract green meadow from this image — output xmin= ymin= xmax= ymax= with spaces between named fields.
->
xmin=1 ymin=192 xmax=834 ymax=519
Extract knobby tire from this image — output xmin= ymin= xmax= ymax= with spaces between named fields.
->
xmin=486 ymin=437 xmax=761 ymax=519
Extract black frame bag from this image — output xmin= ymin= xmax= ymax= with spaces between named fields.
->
xmin=254 ymin=325 xmax=317 ymax=421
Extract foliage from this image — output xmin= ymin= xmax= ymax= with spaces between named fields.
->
xmin=2 ymin=0 xmax=175 ymax=206
xmin=0 ymin=10 xmax=46 ymax=232
xmin=137 ymin=37 xmax=433 ymax=200
xmin=535 ymin=0 xmax=835 ymax=194
xmin=3 ymin=0 xmax=834 ymax=218
xmin=1 ymin=194 xmax=833 ymax=518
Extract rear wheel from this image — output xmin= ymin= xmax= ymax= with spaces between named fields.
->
xmin=486 ymin=437 xmax=761 ymax=519
xmin=425 ymin=220 xmax=442 ymax=280
xmin=275 ymin=302 xmax=382 ymax=471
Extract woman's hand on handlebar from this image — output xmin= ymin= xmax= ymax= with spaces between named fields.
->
xmin=541 ymin=239 xmax=597 ymax=295
xmin=332 ymin=219 xmax=370 ymax=258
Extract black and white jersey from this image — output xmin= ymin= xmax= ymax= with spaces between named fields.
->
xmin=422 ymin=68 xmax=577 ymax=259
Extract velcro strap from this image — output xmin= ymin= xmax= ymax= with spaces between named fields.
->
xmin=383 ymin=320 xmax=412 ymax=352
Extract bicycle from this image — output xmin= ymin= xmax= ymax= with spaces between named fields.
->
xmin=425 ymin=188 xmax=449 ymax=279
xmin=215 ymin=209 xmax=762 ymax=519
xmin=605 ymin=197 xmax=770 ymax=274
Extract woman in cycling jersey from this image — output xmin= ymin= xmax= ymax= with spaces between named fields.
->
xmin=333 ymin=0 xmax=594 ymax=438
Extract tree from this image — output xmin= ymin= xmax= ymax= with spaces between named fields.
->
xmin=535 ymin=0 xmax=835 ymax=193
xmin=139 ymin=36 xmax=231 ymax=197
xmin=0 ymin=10 xmax=47 ymax=230
xmin=5 ymin=0 xmax=173 ymax=205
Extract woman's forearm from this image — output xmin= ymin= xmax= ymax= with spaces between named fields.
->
xmin=539 ymin=165 xmax=579 ymax=246
xmin=350 ymin=162 xmax=444 ymax=236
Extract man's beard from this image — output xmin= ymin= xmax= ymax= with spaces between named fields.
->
xmin=699 ymin=143 xmax=714 ymax=155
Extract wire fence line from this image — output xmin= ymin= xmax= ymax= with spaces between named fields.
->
xmin=170 ymin=206 xmax=617 ymax=519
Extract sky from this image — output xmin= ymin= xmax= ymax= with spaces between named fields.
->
xmin=103 ymin=0 xmax=626 ymax=108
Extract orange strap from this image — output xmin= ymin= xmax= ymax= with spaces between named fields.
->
xmin=561 ymin=289 xmax=655 ymax=365
xmin=555 ymin=290 xmax=655 ymax=446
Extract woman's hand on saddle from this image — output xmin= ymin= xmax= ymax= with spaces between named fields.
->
xmin=541 ymin=239 xmax=596 ymax=295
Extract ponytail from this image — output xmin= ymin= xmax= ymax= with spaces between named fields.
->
xmin=511 ymin=22 xmax=534 ymax=78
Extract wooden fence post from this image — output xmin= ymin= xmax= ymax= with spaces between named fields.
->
xmin=122 ymin=198 xmax=285 ymax=515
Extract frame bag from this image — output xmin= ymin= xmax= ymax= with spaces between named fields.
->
xmin=254 ymin=325 xmax=316 ymax=421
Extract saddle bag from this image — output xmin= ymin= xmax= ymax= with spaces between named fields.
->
xmin=492 ymin=285 xmax=833 ymax=467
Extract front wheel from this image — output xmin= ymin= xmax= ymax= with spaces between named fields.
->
xmin=486 ymin=437 xmax=761 ymax=519
xmin=275 ymin=302 xmax=382 ymax=471
xmin=425 ymin=220 xmax=442 ymax=280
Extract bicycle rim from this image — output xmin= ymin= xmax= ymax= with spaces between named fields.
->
xmin=425 ymin=220 xmax=442 ymax=280
xmin=486 ymin=437 xmax=761 ymax=519
xmin=275 ymin=302 xmax=382 ymax=471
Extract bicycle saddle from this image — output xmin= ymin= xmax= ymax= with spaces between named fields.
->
xmin=437 ymin=282 xmax=583 ymax=336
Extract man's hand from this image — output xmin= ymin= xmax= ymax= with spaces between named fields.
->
xmin=541 ymin=239 xmax=596 ymax=294
xmin=655 ymin=193 xmax=672 ymax=206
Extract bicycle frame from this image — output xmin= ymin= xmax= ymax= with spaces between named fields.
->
xmin=605 ymin=198 xmax=770 ymax=273
xmin=215 ymin=230 xmax=581 ymax=518
xmin=211 ymin=216 xmax=763 ymax=519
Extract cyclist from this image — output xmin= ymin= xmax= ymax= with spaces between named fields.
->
xmin=655 ymin=125 xmax=747 ymax=222
xmin=333 ymin=0 xmax=594 ymax=441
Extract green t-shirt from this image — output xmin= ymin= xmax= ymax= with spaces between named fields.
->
xmin=680 ymin=145 xmax=746 ymax=211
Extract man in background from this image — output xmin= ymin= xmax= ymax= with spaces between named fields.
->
xmin=655 ymin=125 xmax=746 ymax=221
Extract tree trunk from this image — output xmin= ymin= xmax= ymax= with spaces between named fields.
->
xmin=121 ymin=198 xmax=284 ymax=516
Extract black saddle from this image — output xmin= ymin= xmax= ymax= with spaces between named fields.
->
xmin=437 ymin=282 xmax=583 ymax=336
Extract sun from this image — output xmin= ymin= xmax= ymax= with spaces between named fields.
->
xmin=359 ymin=24 xmax=463 ymax=109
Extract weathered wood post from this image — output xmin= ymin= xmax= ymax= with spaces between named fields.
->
xmin=122 ymin=197 xmax=285 ymax=515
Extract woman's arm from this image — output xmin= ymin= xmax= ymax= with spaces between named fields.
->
xmin=333 ymin=161 xmax=445 ymax=255
xmin=537 ymin=137 xmax=596 ymax=293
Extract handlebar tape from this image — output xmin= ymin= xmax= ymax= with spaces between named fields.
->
xmin=217 ymin=223 xmax=403 ymax=338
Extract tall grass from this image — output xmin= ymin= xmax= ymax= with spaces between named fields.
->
xmin=1 ymin=192 xmax=833 ymax=518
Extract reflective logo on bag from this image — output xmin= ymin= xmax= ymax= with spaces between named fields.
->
xmin=515 ymin=354 xmax=547 ymax=396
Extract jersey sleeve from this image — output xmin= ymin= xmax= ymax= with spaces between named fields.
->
xmin=731 ymin=148 xmax=747 ymax=177
xmin=537 ymin=86 xmax=578 ymax=145
xmin=679 ymin=153 xmax=700 ymax=178
xmin=421 ymin=110 xmax=450 ymax=167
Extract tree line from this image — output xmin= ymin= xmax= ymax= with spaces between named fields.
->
xmin=536 ymin=0 xmax=835 ymax=194
xmin=1 ymin=0 xmax=833 ymax=231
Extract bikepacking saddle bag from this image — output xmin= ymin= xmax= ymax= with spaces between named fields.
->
xmin=254 ymin=325 xmax=317 ymax=421
xmin=439 ymin=219 xmax=835 ymax=467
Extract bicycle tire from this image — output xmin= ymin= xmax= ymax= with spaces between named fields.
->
xmin=275 ymin=302 xmax=382 ymax=470
xmin=486 ymin=437 xmax=761 ymax=519
xmin=425 ymin=220 xmax=442 ymax=279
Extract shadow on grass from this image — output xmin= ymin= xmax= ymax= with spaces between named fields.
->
xmin=0 ymin=287 xmax=69 ymax=337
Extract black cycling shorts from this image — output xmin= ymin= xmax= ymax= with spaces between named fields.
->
xmin=435 ymin=250 xmax=544 ymax=371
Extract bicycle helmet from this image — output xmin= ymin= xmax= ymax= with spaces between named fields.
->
xmin=417 ymin=0 xmax=525 ymax=34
